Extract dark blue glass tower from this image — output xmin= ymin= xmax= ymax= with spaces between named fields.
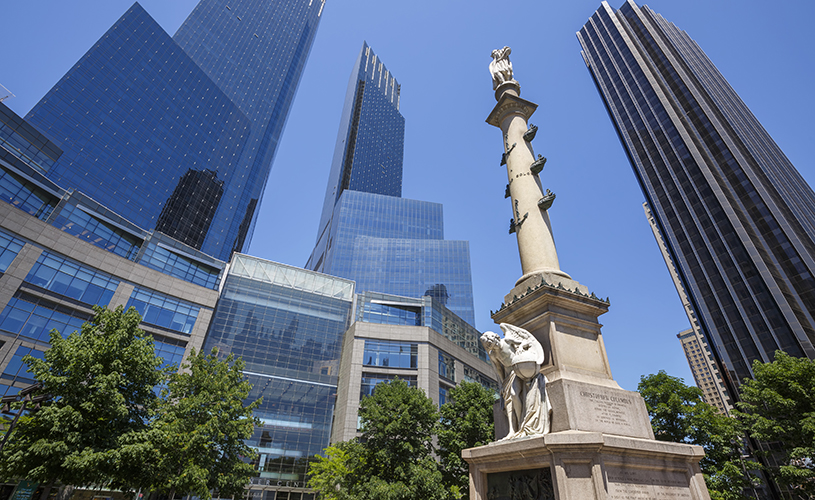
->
xmin=25 ymin=0 xmax=324 ymax=261
xmin=307 ymin=44 xmax=476 ymax=326
xmin=578 ymin=1 xmax=815 ymax=392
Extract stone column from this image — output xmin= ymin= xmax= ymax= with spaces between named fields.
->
xmin=487 ymin=81 xmax=570 ymax=287
xmin=466 ymin=48 xmax=711 ymax=500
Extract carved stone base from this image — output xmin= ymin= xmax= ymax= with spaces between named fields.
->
xmin=463 ymin=432 xmax=710 ymax=500
xmin=480 ymin=278 xmax=712 ymax=498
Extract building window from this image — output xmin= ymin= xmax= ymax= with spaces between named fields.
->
xmin=25 ymin=251 xmax=120 ymax=306
xmin=0 ymin=165 xmax=57 ymax=220
xmin=360 ymin=373 xmax=417 ymax=401
xmin=358 ymin=300 xmax=421 ymax=326
xmin=438 ymin=351 xmax=455 ymax=382
xmin=0 ymin=230 xmax=25 ymax=273
xmin=362 ymin=339 xmax=417 ymax=369
xmin=463 ymin=365 xmax=499 ymax=393
xmin=52 ymin=203 xmax=142 ymax=260
xmin=138 ymin=243 xmax=221 ymax=290
xmin=126 ymin=286 xmax=200 ymax=334
xmin=1 ymin=346 xmax=45 ymax=385
xmin=439 ymin=386 xmax=448 ymax=406
xmin=154 ymin=339 xmax=186 ymax=370
xmin=0 ymin=293 xmax=91 ymax=343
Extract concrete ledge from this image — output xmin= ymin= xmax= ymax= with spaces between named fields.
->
xmin=464 ymin=430 xmax=703 ymax=464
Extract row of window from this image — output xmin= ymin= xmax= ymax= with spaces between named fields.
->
xmin=0 ymin=241 xmax=204 ymax=338
xmin=139 ymin=243 xmax=221 ymax=290
xmin=361 ymin=339 xmax=496 ymax=393
xmin=126 ymin=286 xmax=200 ymax=334
xmin=362 ymin=339 xmax=417 ymax=369
xmin=53 ymin=203 xmax=142 ymax=261
xmin=26 ymin=251 xmax=120 ymax=306
xmin=360 ymin=373 xmax=417 ymax=401
xmin=0 ymin=294 xmax=90 ymax=344
xmin=0 ymin=339 xmax=186 ymax=398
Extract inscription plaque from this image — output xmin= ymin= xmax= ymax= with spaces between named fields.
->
xmin=579 ymin=390 xmax=634 ymax=429
xmin=487 ymin=468 xmax=555 ymax=500
xmin=606 ymin=467 xmax=691 ymax=500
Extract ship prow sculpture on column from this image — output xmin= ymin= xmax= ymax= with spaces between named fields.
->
xmin=462 ymin=47 xmax=711 ymax=500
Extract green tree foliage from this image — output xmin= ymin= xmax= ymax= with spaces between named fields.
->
xmin=309 ymin=379 xmax=456 ymax=500
xmin=307 ymin=441 xmax=365 ymax=500
xmin=358 ymin=378 xmax=438 ymax=478
xmin=0 ymin=308 xmax=260 ymax=500
xmin=437 ymin=381 xmax=495 ymax=497
xmin=126 ymin=348 xmax=260 ymax=500
xmin=639 ymin=371 xmax=760 ymax=500
xmin=0 ymin=306 xmax=163 ymax=488
xmin=734 ymin=351 xmax=815 ymax=497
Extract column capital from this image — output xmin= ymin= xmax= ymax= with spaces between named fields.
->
xmin=486 ymin=93 xmax=538 ymax=128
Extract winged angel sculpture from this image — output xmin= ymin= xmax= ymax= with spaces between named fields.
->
xmin=481 ymin=323 xmax=551 ymax=439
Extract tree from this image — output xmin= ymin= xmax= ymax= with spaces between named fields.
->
xmin=309 ymin=379 xmax=456 ymax=500
xmin=0 ymin=306 xmax=163 ymax=490
xmin=437 ymin=381 xmax=495 ymax=497
xmin=126 ymin=348 xmax=260 ymax=500
xmin=734 ymin=351 xmax=815 ymax=498
xmin=358 ymin=378 xmax=437 ymax=478
xmin=638 ymin=371 xmax=760 ymax=500
xmin=307 ymin=441 xmax=365 ymax=500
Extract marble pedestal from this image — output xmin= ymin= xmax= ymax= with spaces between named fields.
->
xmin=463 ymin=274 xmax=711 ymax=499
xmin=462 ymin=432 xmax=709 ymax=500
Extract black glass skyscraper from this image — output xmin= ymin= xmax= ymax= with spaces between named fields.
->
xmin=307 ymin=44 xmax=476 ymax=326
xmin=25 ymin=0 xmax=324 ymax=261
xmin=578 ymin=1 xmax=815 ymax=390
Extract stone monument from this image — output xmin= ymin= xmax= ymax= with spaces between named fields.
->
xmin=462 ymin=47 xmax=711 ymax=500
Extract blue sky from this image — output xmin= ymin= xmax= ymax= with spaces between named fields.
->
xmin=3 ymin=0 xmax=814 ymax=392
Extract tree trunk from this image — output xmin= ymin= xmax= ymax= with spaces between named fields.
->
xmin=38 ymin=480 xmax=55 ymax=500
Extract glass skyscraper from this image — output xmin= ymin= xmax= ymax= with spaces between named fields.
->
xmin=315 ymin=42 xmax=404 ymax=241
xmin=307 ymin=44 xmax=476 ymax=326
xmin=0 ymin=102 xmax=221 ymax=404
xmin=578 ymin=1 xmax=815 ymax=392
xmin=25 ymin=0 xmax=325 ymax=261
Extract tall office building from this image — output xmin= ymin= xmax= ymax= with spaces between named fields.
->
xmin=25 ymin=0 xmax=325 ymax=261
xmin=307 ymin=44 xmax=476 ymax=326
xmin=677 ymin=329 xmax=730 ymax=414
xmin=578 ymin=1 xmax=815 ymax=392
xmin=0 ymin=102 xmax=219 ymax=404
xmin=644 ymin=202 xmax=732 ymax=412
xmin=313 ymin=42 xmax=405 ymax=258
